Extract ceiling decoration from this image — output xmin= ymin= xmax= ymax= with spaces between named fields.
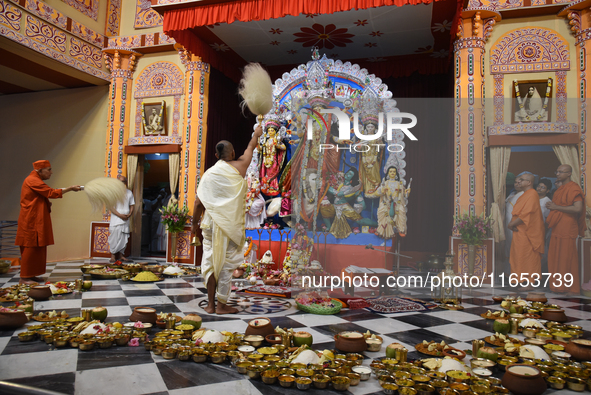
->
xmin=203 ymin=6 xmax=436 ymax=66
xmin=160 ymin=0 xmax=461 ymax=81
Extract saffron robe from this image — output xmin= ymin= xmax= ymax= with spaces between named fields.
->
xmin=547 ymin=181 xmax=586 ymax=293
xmin=15 ymin=170 xmax=63 ymax=277
xmin=510 ymin=188 xmax=545 ymax=279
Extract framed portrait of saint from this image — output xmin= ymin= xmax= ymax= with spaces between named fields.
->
xmin=142 ymin=101 xmax=167 ymax=135
xmin=512 ymin=79 xmax=552 ymax=124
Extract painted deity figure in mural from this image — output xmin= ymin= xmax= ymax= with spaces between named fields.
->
xmin=259 ymin=118 xmax=286 ymax=196
xmin=376 ymin=166 xmax=410 ymax=239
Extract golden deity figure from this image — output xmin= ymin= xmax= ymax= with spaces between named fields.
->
xmin=356 ymin=120 xmax=384 ymax=198
xmin=376 ymin=166 xmax=410 ymax=239
xmin=356 ymin=90 xmax=384 ymax=199
xmin=288 ymin=95 xmax=340 ymax=223
xmin=259 ymin=118 xmax=286 ymax=196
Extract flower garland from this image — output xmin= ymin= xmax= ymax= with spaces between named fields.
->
xmin=244 ymin=238 xmax=253 ymax=257
xmin=295 ymin=291 xmax=335 ymax=308
xmin=537 ymin=78 xmax=552 ymax=121
xmin=513 ymin=80 xmax=527 ymax=119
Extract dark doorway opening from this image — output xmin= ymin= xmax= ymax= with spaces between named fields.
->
xmin=141 ymin=153 xmax=171 ymax=257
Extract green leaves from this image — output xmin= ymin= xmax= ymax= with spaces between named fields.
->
xmin=160 ymin=203 xmax=190 ymax=233
xmin=453 ymin=212 xmax=494 ymax=246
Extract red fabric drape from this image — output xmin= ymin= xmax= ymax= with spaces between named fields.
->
xmin=170 ymin=30 xmax=245 ymax=81
xmin=163 ymin=0 xmax=442 ymax=31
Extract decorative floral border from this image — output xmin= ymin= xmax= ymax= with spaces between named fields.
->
xmin=60 ymin=0 xmax=98 ymax=21
xmin=107 ymin=32 xmax=176 ymax=49
xmin=488 ymin=122 xmax=578 ymax=135
xmin=128 ymin=135 xmax=182 ymax=145
xmin=134 ymin=0 xmax=162 ymax=29
xmin=490 ymin=28 xmax=570 ymax=74
xmin=20 ymin=0 xmax=104 ymax=46
xmin=105 ymin=0 xmax=121 ymax=37
xmin=0 ymin=24 xmax=109 ymax=80
xmin=134 ymin=61 xmax=184 ymax=98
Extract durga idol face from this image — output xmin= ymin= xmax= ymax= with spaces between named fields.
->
xmin=388 ymin=167 xmax=397 ymax=180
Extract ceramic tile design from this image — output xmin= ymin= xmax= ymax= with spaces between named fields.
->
xmin=75 ymin=363 xmax=168 ymax=394
xmin=0 ymin=260 xmax=585 ymax=394
xmin=425 ymin=323 xmax=492 ymax=341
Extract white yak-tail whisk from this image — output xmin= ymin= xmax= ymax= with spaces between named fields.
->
xmin=84 ymin=177 xmax=127 ymax=212
xmin=238 ymin=63 xmax=273 ymax=121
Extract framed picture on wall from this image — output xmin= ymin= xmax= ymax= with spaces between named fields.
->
xmin=512 ymin=78 xmax=552 ymax=124
xmin=142 ymin=100 xmax=167 ymax=135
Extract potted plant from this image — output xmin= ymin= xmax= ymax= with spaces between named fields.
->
xmin=453 ymin=213 xmax=493 ymax=276
xmin=159 ymin=202 xmax=190 ymax=263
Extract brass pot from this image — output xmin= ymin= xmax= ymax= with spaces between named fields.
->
xmin=115 ymin=335 xmax=129 ymax=347
xmin=162 ymin=348 xmax=177 ymax=359
xmin=278 ymin=374 xmax=295 ymax=388
xmin=79 ymin=340 xmax=96 ymax=351
xmin=211 ymin=352 xmax=226 ymax=364
xmin=332 ymin=376 xmax=351 ymax=391
xmin=192 ymin=352 xmax=209 ymax=363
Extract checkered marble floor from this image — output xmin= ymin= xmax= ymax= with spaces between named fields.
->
xmin=1 ymin=260 xmax=591 ymax=395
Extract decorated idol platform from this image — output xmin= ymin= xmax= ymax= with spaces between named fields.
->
xmin=241 ymin=49 xmax=410 ymax=280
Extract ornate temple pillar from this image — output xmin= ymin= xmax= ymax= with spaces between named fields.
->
xmin=565 ymin=10 xmax=590 ymax=195
xmin=564 ymin=8 xmax=591 ymax=240
xmin=103 ymin=49 xmax=141 ymax=181
xmin=177 ymin=44 xmax=211 ymax=215
xmin=454 ymin=11 xmax=495 ymax=217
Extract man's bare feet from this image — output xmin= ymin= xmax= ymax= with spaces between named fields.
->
xmin=204 ymin=304 xmax=215 ymax=314
xmin=216 ymin=303 xmax=238 ymax=315
xmin=19 ymin=278 xmax=38 ymax=285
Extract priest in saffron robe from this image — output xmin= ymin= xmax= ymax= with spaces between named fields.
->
xmin=192 ymin=126 xmax=262 ymax=314
xmin=508 ymin=173 xmax=545 ymax=290
xmin=15 ymin=160 xmax=81 ymax=284
xmin=546 ymin=164 xmax=586 ymax=294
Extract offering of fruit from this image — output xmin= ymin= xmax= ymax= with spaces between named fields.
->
xmin=91 ymin=306 xmax=108 ymax=322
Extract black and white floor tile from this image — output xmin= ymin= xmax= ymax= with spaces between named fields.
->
xmin=1 ymin=259 xmax=590 ymax=394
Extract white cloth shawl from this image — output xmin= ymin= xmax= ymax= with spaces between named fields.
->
xmin=197 ymin=160 xmax=247 ymax=279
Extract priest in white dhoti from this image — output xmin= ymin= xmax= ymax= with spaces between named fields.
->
xmin=108 ymin=176 xmax=135 ymax=263
xmin=192 ymin=127 xmax=263 ymax=314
